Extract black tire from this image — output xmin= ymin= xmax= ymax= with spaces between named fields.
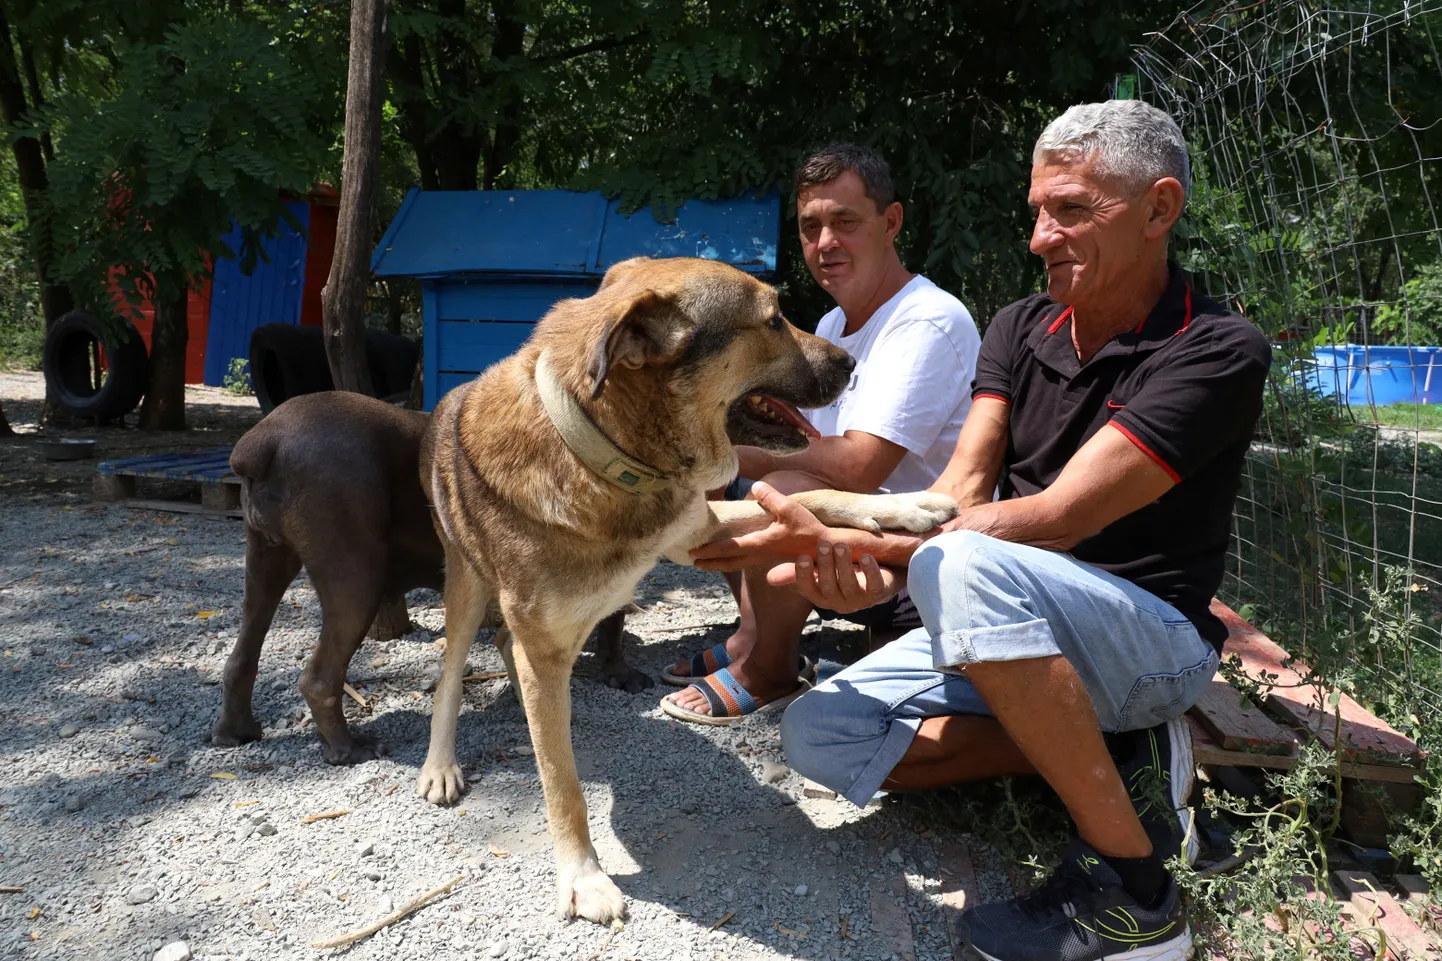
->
xmin=365 ymin=330 xmax=420 ymax=398
xmin=249 ymin=323 xmax=334 ymax=415
xmin=42 ymin=310 xmax=150 ymax=421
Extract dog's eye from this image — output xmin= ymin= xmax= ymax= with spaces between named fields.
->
xmin=767 ymin=315 xmax=783 ymax=331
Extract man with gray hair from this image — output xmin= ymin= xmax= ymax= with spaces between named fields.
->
xmin=692 ymin=100 xmax=1271 ymax=961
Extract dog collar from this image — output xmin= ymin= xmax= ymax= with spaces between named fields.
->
xmin=533 ymin=351 xmax=672 ymax=495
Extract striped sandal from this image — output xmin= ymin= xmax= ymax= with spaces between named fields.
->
xmin=660 ymin=642 xmax=816 ymax=687
xmin=660 ymin=667 xmax=811 ymax=727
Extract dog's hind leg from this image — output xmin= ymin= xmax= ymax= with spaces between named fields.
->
xmin=301 ymin=556 xmax=387 ymax=765
xmin=494 ymin=626 xmax=521 ymax=708
xmin=507 ymin=613 xmax=626 ymax=924
xmin=417 ymin=544 xmax=491 ymax=805
xmin=214 ymin=527 xmax=301 ymax=747
xmin=589 ymin=609 xmax=652 ymax=693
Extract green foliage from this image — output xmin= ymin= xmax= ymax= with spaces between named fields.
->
xmin=37 ymin=15 xmax=339 ymax=325
xmin=1175 ymin=744 xmax=1363 ymax=960
xmin=1374 ymin=262 xmax=1442 ymax=347
xmin=0 ymin=218 xmax=42 ymax=371
xmin=222 ymin=357 xmax=251 ymax=396
xmin=1370 ymin=403 xmax=1442 ymax=431
xmin=1391 ymin=751 xmax=1442 ymax=891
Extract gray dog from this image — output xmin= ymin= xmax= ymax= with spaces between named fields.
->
xmin=212 ymin=391 xmax=643 ymax=764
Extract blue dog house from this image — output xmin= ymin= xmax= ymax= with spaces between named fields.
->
xmin=370 ymin=188 xmax=782 ymax=411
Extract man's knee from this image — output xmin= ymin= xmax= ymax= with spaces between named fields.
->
xmin=779 ymin=689 xmax=852 ymax=788
xmin=907 ymin=529 xmax=1024 ymax=618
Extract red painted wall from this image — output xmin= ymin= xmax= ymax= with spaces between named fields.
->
xmin=106 ymin=268 xmax=212 ymax=385
xmin=300 ymin=186 xmax=340 ymax=327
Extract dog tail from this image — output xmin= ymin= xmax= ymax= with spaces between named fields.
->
xmin=230 ymin=428 xmax=284 ymax=543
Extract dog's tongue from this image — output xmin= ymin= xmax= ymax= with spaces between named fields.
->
xmin=762 ymin=395 xmax=820 ymax=442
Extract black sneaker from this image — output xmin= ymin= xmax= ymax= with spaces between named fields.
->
xmin=1106 ymin=716 xmax=1198 ymax=866
xmin=959 ymin=839 xmax=1193 ymax=961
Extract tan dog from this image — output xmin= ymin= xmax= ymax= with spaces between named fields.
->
xmin=418 ymin=256 xmax=956 ymax=923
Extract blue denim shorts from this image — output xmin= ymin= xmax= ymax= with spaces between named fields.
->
xmin=780 ymin=530 xmax=1219 ymax=807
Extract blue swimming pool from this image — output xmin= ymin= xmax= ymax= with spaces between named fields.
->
xmin=1306 ymin=345 xmax=1442 ymax=407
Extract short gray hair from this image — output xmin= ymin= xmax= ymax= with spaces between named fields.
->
xmin=1033 ymin=100 xmax=1190 ymax=196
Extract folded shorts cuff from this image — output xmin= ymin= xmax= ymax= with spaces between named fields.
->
xmin=932 ymin=617 xmax=1062 ymax=672
xmin=843 ymin=716 xmax=921 ymax=808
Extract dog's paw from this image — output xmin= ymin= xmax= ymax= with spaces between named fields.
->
xmin=416 ymin=758 xmax=465 ymax=805
xmin=860 ymin=491 xmax=959 ymax=533
xmin=211 ymin=713 xmax=264 ymax=748
xmin=321 ymin=732 xmax=386 ymax=766
xmin=819 ymin=490 xmax=963 ymax=533
xmin=600 ymin=661 xmax=653 ymax=694
xmin=557 ymin=858 xmax=626 ymax=924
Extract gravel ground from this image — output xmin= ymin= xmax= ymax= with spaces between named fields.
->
xmin=0 ymin=371 xmax=1011 ymax=961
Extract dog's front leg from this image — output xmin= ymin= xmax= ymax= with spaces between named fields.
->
xmin=417 ymin=544 xmax=490 ymax=805
xmin=508 ymin=619 xmax=626 ymax=924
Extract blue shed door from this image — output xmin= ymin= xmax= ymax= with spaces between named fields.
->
xmin=203 ymin=201 xmax=312 ymax=386
xmin=425 ymin=277 xmax=598 ymax=410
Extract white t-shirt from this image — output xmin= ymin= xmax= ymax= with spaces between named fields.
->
xmin=806 ymin=275 xmax=981 ymax=494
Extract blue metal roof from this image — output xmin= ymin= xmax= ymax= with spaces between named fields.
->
xmin=371 ymin=188 xmax=780 ymax=279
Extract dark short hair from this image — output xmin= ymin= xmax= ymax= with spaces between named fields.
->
xmin=793 ymin=142 xmax=896 ymax=213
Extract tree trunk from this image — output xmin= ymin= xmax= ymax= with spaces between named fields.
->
xmin=137 ymin=280 xmax=189 ymax=431
xmin=0 ymin=9 xmax=70 ymax=326
xmin=0 ymin=398 xmax=14 ymax=437
xmin=322 ymin=0 xmax=389 ymax=396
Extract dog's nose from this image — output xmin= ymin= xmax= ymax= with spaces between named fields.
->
xmin=839 ymin=353 xmax=857 ymax=374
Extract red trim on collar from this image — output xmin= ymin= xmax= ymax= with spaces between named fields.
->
xmin=1046 ymin=306 xmax=1073 ymax=335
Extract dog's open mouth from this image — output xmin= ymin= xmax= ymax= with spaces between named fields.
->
xmin=726 ymin=393 xmax=820 ymax=447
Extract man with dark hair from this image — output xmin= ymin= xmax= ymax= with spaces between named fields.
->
xmin=660 ymin=142 xmax=981 ymax=724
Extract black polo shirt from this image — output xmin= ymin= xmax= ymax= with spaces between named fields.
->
xmin=971 ymin=264 xmax=1272 ymax=650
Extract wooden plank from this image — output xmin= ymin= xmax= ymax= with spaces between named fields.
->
xmin=98 ymin=447 xmax=234 ymax=474
xmin=1189 ymin=716 xmax=1419 ymax=784
xmin=201 ymin=482 xmax=241 ymax=512
xmin=1189 ymin=714 xmax=1299 ymax=771
xmin=937 ymin=840 xmax=980 ymax=961
xmin=1332 ymin=870 xmax=1440 ymax=960
xmin=1395 ymin=875 xmax=1430 ymax=900
xmin=92 ymin=473 xmax=136 ymax=502
xmin=1209 ymin=602 xmax=1423 ymax=767
xmin=866 ymin=841 xmax=915 ymax=961
xmin=1189 ymin=677 xmax=1297 ymax=755
xmin=117 ymin=498 xmax=242 ymax=520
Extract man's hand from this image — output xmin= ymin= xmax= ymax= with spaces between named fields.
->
xmin=691 ymin=482 xmax=831 ymax=572
xmin=767 ymin=542 xmax=904 ymax=613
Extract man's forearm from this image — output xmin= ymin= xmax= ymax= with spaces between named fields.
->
xmin=831 ymin=527 xmax=933 ymax=569
xmin=950 ymin=494 xmax=1076 ymax=550
xmin=737 ymin=434 xmax=902 ymax=494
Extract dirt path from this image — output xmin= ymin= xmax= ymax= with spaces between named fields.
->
xmin=0 ymin=370 xmax=1013 ymax=961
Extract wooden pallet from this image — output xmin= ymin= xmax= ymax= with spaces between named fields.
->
xmin=93 ymin=447 xmax=241 ymax=518
xmin=1188 ymin=601 xmax=1425 ymax=846
xmin=1188 ymin=601 xmax=1423 ymax=780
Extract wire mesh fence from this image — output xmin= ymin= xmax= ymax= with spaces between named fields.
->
xmin=1132 ymin=0 xmax=1442 ymax=733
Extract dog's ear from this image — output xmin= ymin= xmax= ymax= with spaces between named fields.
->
xmin=598 ymin=256 xmax=652 ymax=290
xmin=586 ymin=287 xmax=689 ymax=399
